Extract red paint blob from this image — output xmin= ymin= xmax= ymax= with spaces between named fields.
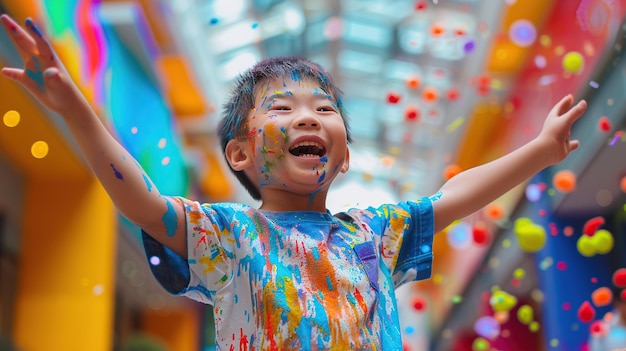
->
xmin=387 ymin=92 xmax=401 ymax=104
xmin=598 ymin=116 xmax=611 ymax=132
xmin=613 ymin=268 xmax=626 ymax=287
xmin=404 ymin=106 xmax=420 ymax=122
xmin=472 ymin=225 xmax=490 ymax=245
xmin=446 ymin=88 xmax=460 ymax=101
xmin=414 ymin=1 xmax=427 ymax=10
xmin=577 ymin=301 xmax=595 ymax=323
xmin=412 ymin=297 xmax=426 ymax=311
xmin=583 ymin=216 xmax=605 ymax=236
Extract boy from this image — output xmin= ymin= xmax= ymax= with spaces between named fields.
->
xmin=0 ymin=15 xmax=587 ymax=350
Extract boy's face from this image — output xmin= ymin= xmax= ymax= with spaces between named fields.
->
xmin=229 ymin=76 xmax=350 ymax=199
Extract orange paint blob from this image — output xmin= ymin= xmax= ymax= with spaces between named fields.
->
xmin=553 ymin=170 xmax=577 ymax=193
xmin=620 ymin=176 xmax=626 ymax=193
xmin=563 ymin=226 xmax=574 ymax=237
xmin=431 ymin=24 xmax=444 ymax=36
xmin=422 ymin=87 xmax=439 ymax=103
xmin=485 ymin=203 xmax=505 ymax=221
xmin=591 ymin=287 xmax=613 ymax=307
xmin=406 ymin=76 xmax=421 ymax=89
xmin=443 ymin=164 xmax=462 ymax=180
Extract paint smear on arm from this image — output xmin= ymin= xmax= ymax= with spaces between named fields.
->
xmin=142 ymin=173 xmax=153 ymax=192
xmin=110 ymin=163 xmax=124 ymax=180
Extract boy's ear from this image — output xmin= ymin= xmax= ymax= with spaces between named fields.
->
xmin=225 ymin=139 xmax=252 ymax=171
xmin=340 ymin=147 xmax=350 ymax=173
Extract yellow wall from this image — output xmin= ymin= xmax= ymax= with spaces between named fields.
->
xmin=0 ymin=43 xmax=117 ymax=351
xmin=0 ymin=6 xmax=200 ymax=351
xmin=143 ymin=308 xmax=201 ymax=351
xmin=13 ymin=178 xmax=117 ymax=351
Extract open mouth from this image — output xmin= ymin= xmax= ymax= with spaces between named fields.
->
xmin=288 ymin=141 xmax=326 ymax=158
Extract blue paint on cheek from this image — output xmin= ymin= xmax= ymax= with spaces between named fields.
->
xmin=142 ymin=174 xmax=153 ymax=192
xmin=110 ymin=163 xmax=124 ymax=180
xmin=162 ymin=199 xmax=178 ymax=237
xmin=25 ymin=56 xmax=44 ymax=89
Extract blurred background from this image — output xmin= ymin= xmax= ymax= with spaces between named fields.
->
xmin=0 ymin=0 xmax=625 ymax=350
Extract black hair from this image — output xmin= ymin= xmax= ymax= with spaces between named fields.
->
xmin=217 ymin=56 xmax=352 ymax=200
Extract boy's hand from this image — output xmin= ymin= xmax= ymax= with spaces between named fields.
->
xmin=537 ymin=95 xmax=587 ymax=165
xmin=0 ymin=14 xmax=82 ymax=116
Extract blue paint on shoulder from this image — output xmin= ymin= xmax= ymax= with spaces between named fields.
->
xmin=429 ymin=191 xmax=443 ymax=202
xmin=162 ymin=198 xmax=178 ymax=237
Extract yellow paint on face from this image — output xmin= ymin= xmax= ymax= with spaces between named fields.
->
xmin=260 ymin=123 xmax=287 ymax=159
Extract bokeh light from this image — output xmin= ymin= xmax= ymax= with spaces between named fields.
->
xmin=31 ymin=141 xmax=49 ymax=159
xmin=509 ymin=19 xmax=536 ymax=47
xmin=3 ymin=110 xmax=20 ymax=127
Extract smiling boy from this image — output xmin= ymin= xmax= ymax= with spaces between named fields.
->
xmin=1 ymin=15 xmax=587 ymax=350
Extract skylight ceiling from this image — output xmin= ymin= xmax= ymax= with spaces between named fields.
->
xmin=160 ymin=0 xmax=514 ymax=208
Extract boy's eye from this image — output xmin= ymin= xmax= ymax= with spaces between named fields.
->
xmin=317 ymin=106 xmax=335 ymax=112
xmin=273 ymin=106 xmax=291 ymax=111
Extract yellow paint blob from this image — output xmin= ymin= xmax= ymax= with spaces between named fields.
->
xmin=562 ymin=52 xmax=584 ymax=73
xmin=518 ymin=304 xmax=533 ymax=325
xmin=514 ymin=218 xmax=547 ymax=252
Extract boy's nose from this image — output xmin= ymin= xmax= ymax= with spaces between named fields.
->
xmin=297 ymin=121 xmax=319 ymax=127
xmin=295 ymin=114 xmax=320 ymax=128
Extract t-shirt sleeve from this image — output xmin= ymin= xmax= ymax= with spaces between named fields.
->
xmin=142 ymin=197 xmax=235 ymax=305
xmin=359 ymin=196 xmax=435 ymax=288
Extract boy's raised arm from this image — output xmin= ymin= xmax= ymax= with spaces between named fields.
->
xmin=432 ymin=94 xmax=587 ymax=233
xmin=0 ymin=15 xmax=187 ymax=258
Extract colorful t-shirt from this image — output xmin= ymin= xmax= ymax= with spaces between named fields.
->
xmin=143 ymin=196 xmax=435 ymax=350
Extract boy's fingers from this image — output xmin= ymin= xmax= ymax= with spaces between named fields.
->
xmin=42 ymin=67 xmax=64 ymax=88
xmin=0 ymin=14 xmax=37 ymax=57
xmin=569 ymin=139 xmax=580 ymax=152
xmin=25 ymin=18 xmax=56 ymax=64
xmin=552 ymin=94 xmax=574 ymax=116
xmin=0 ymin=67 xmax=24 ymax=82
xmin=564 ymin=100 xmax=587 ymax=124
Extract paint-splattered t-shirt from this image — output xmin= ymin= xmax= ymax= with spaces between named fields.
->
xmin=143 ymin=196 xmax=435 ymax=350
